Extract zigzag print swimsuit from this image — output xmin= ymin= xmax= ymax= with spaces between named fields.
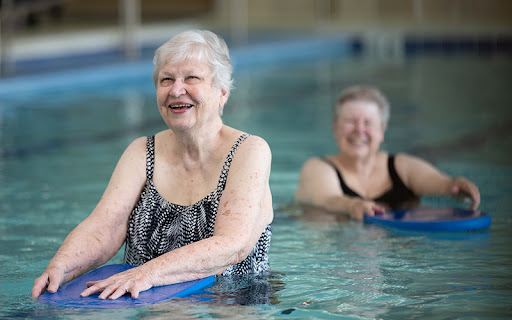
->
xmin=124 ymin=133 xmax=271 ymax=275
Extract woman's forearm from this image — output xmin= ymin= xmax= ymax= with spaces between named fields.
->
xmin=47 ymin=222 xmax=124 ymax=279
xmin=323 ymin=196 xmax=354 ymax=215
xmin=143 ymin=234 xmax=251 ymax=286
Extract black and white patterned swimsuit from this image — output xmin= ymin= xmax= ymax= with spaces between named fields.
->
xmin=124 ymin=133 xmax=271 ymax=275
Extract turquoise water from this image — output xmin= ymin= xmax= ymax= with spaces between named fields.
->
xmin=1 ymin=51 xmax=512 ymax=319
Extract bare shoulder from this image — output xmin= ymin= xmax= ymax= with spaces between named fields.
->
xmin=394 ymin=152 xmax=444 ymax=187
xmin=394 ymin=152 xmax=431 ymax=170
xmin=127 ymin=136 xmax=148 ymax=151
xmin=295 ymin=156 xmax=341 ymax=204
xmin=242 ymin=135 xmax=270 ymax=152
xmin=301 ymin=156 xmax=333 ymax=174
xmin=222 ymin=134 xmax=272 ymax=184
xmin=112 ymin=136 xmax=149 ymax=180
xmin=235 ymin=134 xmax=272 ymax=161
xmin=297 ymin=156 xmax=340 ymax=186
xmin=121 ymin=136 xmax=148 ymax=160
xmin=298 ymin=156 xmax=339 ymax=187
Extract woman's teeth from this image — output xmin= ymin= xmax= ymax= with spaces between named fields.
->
xmin=348 ymin=137 xmax=367 ymax=145
xmin=169 ymin=104 xmax=193 ymax=109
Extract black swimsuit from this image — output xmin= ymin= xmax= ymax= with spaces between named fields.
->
xmin=324 ymin=155 xmax=419 ymax=210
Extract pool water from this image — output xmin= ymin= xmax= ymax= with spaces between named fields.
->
xmin=1 ymin=51 xmax=512 ymax=319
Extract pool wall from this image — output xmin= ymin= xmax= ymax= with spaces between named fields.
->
xmin=2 ymin=31 xmax=512 ymax=97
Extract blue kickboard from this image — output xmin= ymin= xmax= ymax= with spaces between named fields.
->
xmin=39 ymin=264 xmax=215 ymax=309
xmin=364 ymin=207 xmax=491 ymax=231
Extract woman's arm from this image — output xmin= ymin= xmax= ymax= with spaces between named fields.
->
xmin=395 ymin=153 xmax=480 ymax=209
xmin=79 ymin=135 xmax=274 ymax=300
xmin=295 ymin=158 xmax=384 ymax=220
xmin=31 ymin=137 xmax=147 ymax=299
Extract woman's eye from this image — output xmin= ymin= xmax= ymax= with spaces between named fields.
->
xmin=161 ymin=78 xmax=173 ymax=86
xmin=365 ymin=120 xmax=377 ymax=128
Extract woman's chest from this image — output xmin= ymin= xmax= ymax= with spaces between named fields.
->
xmin=152 ymin=161 xmax=223 ymax=206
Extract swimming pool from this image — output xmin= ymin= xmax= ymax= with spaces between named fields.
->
xmin=1 ymin=40 xmax=512 ymax=319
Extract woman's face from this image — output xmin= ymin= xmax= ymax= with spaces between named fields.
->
xmin=156 ymin=59 xmax=228 ymax=131
xmin=334 ymin=100 xmax=385 ymax=159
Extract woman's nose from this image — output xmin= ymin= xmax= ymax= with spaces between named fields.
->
xmin=169 ymin=79 xmax=186 ymax=97
xmin=355 ymin=120 xmax=365 ymax=132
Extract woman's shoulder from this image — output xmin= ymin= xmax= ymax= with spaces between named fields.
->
xmin=300 ymin=156 xmax=336 ymax=174
xmin=392 ymin=152 xmax=435 ymax=181
xmin=122 ymin=136 xmax=148 ymax=153
xmin=223 ymin=129 xmax=271 ymax=171
xmin=224 ymin=127 xmax=270 ymax=155
xmin=393 ymin=152 xmax=427 ymax=166
xmin=236 ymin=134 xmax=271 ymax=161
xmin=306 ymin=156 xmax=328 ymax=166
xmin=116 ymin=136 xmax=151 ymax=167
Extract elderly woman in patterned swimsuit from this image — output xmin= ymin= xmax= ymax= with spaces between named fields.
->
xmin=295 ymin=85 xmax=480 ymax=221
xmin=32 ymin=30 xmax=273 ymax=300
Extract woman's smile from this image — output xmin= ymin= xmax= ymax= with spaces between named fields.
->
xmin=334 ymin=100 xmax=384 ymax=158
xmin=168 ymin=103 xmax=194 ymax=114
xmin=346 ymin=134 xmax=368 ymax=146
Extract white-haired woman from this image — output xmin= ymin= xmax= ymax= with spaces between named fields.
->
xmin=32 ymin=30 xmax=273 ymax=300
xmin=295 ymin=85 xmax=480 ymax=221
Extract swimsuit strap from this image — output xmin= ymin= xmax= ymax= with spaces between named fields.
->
xmin=145 ymin=134 xmax=250 ymax=189
xmin=387 ymin=154 xmax=413 ymax=195
xmin=322 ymin=157 xmax=361 ymax=198
xmin=217 ymin=133 xmax=251 ymax=191
xmin=146 ymin=136 xmax=156 ymax=181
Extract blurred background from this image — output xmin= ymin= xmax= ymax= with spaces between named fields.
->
xmin=1 ymin=0 xmax=511 ymax=76
xmin=1 ymin=3 xmax=512 ymax=318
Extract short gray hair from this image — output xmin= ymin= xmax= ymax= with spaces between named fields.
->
xmin=333 ymin=85 xmax=390 ymax=127
xmin=152 ymin=30 xmax=234 ymax=95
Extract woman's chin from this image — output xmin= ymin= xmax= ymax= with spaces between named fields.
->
xmin=344 ymin=149 xmax=372 ymax=160
xmin=167 ymin=119 xmax=196 ymax=132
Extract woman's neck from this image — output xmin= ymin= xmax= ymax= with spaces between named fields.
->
xmin=171 ymin=120 xmax=225 ymax=164
xmin=337 ymin=152 xmax=379 ymax=178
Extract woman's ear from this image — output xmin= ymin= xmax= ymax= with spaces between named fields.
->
xmin=218 ymin=87 xmax=229 ymax=116
xmin=378 ymin=123 xmax=387 ymax=144
xmin=220 ymin=87 xmax=229 ymax=105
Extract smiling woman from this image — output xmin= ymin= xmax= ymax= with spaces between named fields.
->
xmin=294 ymin=85 xmax=480 ymax=221
xmin=31 ymin=29 xmax=273 ymax=301
xmin=156 ymin=60 xmax=225 ymax=131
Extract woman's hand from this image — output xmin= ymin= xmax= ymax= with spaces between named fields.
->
xmin=31 ymin=265 xmax=67 ymax=299
xmin=450 ymin=177 xmax=480 ymax=210
xmin=80 ymin=265 xmax=155 ymax=300
xmin=347 ymin=198 xmax=386 ymax=221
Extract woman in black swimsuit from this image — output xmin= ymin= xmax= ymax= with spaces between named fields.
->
xmin=295 ymin=85 xmax=480 ymax=221
xmin=32 ymin=30 xmax=273 ymax=300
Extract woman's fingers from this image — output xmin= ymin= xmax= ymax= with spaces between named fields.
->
xmin=80 ymin=268 xmax=151 ymax=299
xmin=31 ymin=268 xmax=65 ymax=299
xmin=81 ymin=279 xmax=117 ymax=298
xmin=84 ymin=281 xmax=143 ymax=299
xmin=80 ymin=281 xmax=102 ymax=297
xmin=31 ymin=274 xmax=49 ymax=299
xmin=452 ymin=177 xmax=481 ymax=210
xmin=47 ymin=272 xmax=64 ymax=293
xmin=107 ymin=285 xmax=131 ymax=300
